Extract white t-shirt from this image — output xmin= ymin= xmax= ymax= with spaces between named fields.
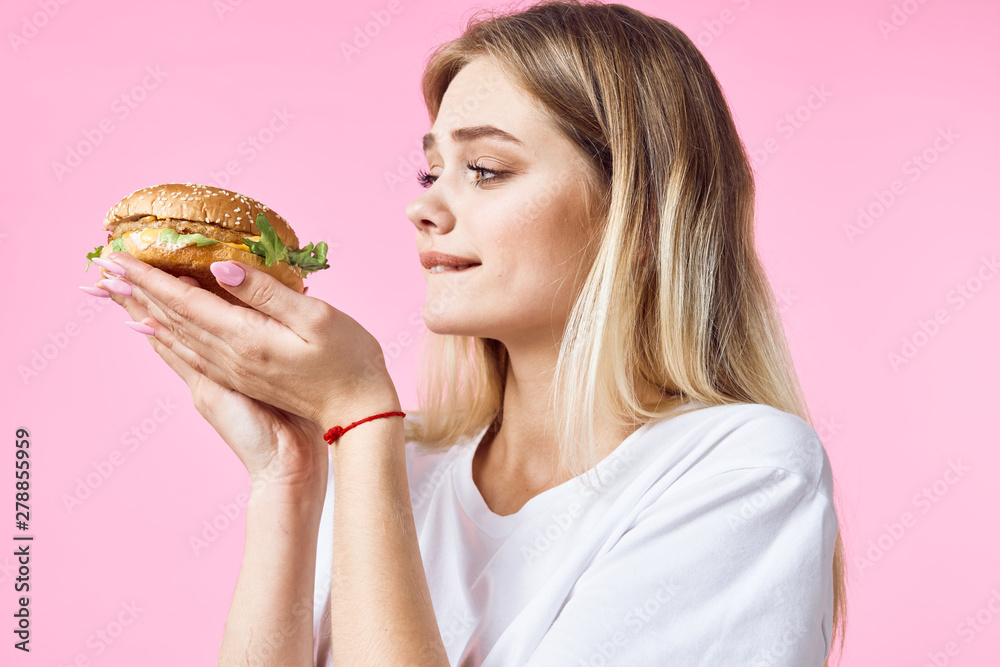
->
xmin=313 ymin=401 xmax=837 ymax=666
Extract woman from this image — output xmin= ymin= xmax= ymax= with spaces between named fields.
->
xmin=90 ymin=0 xmax=847 ymax=664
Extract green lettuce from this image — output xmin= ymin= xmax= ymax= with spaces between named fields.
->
xmin=85 ymin=245 xmax=103 ymax=271
xmin=243 ymin=213 xmax=329 ymax=274
xmin=287 ymin=241 xmax=330 ymax=274
xmin=85 ymin=240 xmax=126 ymax=271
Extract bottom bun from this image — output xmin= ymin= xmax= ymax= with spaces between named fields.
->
xmin=101 ymin=236 xmax=304 ymax=307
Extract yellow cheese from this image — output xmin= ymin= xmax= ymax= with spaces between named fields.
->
xmin=219 ymin=240 xmax=257 ymax=251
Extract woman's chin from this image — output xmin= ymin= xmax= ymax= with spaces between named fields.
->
xmin=421 ymin=313 xmax=484 ymax=338
xmin=423 ymin=322 xmax=475 ymax=337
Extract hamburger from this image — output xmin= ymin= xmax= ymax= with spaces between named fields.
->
xmin=85 ymin=183 xmax=329 ymax=306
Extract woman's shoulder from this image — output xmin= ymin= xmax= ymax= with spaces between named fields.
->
xmin=646 ymin=401 xmax=833 ymax=500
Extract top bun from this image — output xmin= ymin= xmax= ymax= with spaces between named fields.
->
xmin=103 ymin=183 xmax=300 ymax=249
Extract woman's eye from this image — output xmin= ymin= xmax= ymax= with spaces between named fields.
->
xmin=467 ymin=162 xmax=501 ymax=187
xmin=415 ymin=162 xmax=504 ymax=189
xmin=416 ymin=169 xmax=436 ymax=188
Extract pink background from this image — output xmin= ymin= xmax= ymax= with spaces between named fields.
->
xmin=2 ymin=0 xmax=997 ymax=664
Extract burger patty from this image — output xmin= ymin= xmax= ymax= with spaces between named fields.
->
xmin=110 ymin=217 xmax=252 ymax=245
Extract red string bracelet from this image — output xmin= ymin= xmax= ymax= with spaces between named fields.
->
xmin=323 ymin=411 xmax=406 ymax=444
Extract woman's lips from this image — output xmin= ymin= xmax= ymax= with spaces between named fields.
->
xmin=419 ymin=250 xmax=481 ymax=269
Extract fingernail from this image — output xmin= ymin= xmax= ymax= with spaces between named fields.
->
xmin=211 ymin=261 xmax=245 ymax=286
xmin=93 ymin=257 xmax=126 ymax=276
xmin=100 ymin=278 xmax=132 ymax=296
xmin=79 ymin=285 xmax=111 ymax=298
xmin=125 ymin=321 xmax=155 ymax=336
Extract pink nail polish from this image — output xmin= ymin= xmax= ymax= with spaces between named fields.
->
xmin=100 ymin=278 xmax=132 ymax=296
xmin=211 ymin=261 xmax=245 ymax=286
xmin=79 ymin=285 xmax=111 ymax=298
xmin=125 ymin=321 xmax=155 ymax=336
xmin=93 ymin=257 xmax=126 ymax=276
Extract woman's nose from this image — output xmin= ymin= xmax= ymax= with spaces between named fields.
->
xmin=406 ymin=192 xmax=454 ymax=235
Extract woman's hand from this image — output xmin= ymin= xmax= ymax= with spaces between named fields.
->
xmin=92 ymin=252 xmax=400 ymax=434
xmin=156 ymin=324 xmax=330 ymax=490
xmin=94 ymin=271 xmax=329 ymax=487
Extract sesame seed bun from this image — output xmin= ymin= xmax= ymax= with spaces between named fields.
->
xmin=104 ymin=182 xmax=300 ymax=247
xmin=101 ymin=183 xmax=306 ymax=306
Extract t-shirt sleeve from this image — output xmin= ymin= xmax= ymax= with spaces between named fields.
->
xmin=522 ymin=465 xmax=838 ymax=666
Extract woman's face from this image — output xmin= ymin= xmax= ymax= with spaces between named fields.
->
xmin=406 ymin=57 xmax=600 ymax=348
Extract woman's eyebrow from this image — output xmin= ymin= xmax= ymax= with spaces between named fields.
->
xmin=423 ymin=125 xmax=524 ymax=152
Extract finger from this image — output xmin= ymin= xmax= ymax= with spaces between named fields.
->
xmin=145 ymin=324 xmax=208 ymax=389
xmin=137 ymin=313 xmax=241 ymax=392
xmin=127 ymin=285 xmax=233 ymax=377
xmin=99 ymin=260 xmax=235 ymax=367
xmin=95 ymin=271 xmax=133 ymax=310
xmin=79 ymin=284 xmax=112 ymax=299
xmin=94 ymin=263 xmax=246 ymax=393
xmin=96 ymin=277 xmax=169 ymax=343
xmin=207 ymin=260 xmax=316 ymax=335
xmin=105 ymin=277 xmax=208 ymax=389
xmin=107 ymin=251 xmax=260 ymax=341
xmin=97 ymin=263 xmax=213 ymax=355
xmin=118 ymin=288 xmax=158 ymax=333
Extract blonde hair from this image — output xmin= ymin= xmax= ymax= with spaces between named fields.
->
xmin=404 ymin=0 xmax=847 ymax=662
